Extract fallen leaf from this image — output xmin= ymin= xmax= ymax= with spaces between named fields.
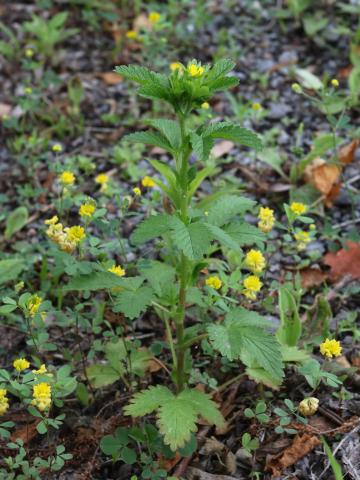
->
xmin=338 ymin=139 xmax=360 ymax=165
xmin=323 ymin=242 xmax=360 ymax=281
xmin=186 ymin=467 xmax=241 ymax=480
xmin=300 ymin=267 xmax=328 ymax=289
xmin=211 ymin=140 xmax=234 ymax=158
xmin=0 ymin=102 xmax=12 ymax=117
xmin=133 ymin=13 xmax=152 ymax=31
xmin=97 ymin=72 xmax=123 ymax=85
xmin=304 ymin=157 xmax=341 ymax=206
xmin=266 ymin=433 xmax=320 ymax=477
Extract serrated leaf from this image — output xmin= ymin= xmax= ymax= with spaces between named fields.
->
xmin=225 ymin=307 xmax=274 ymax=328
xmin=203 ymin=122 xmax=262 ymax=151
xmin=138 ymin=259 xmax=176 ymax=296
xmin=65 ymin=272 xmax=143 ymax=291
xmin=204 ymin=223 xmax=240 ymax=251
xmin=124 ymin=386 xmax=173 ymax=416
xmin=245 ymin=366 xmax=282 ymax=390
xmin=123 ymin=131 xmax=173 ymax=153
xmin=157 ymin=397 xmax=198 ymax=451
xmin=207 ymin=59 xmax=236 ymax=83
xmin=114 ymin=65 xmax=164 ymax=86
xmin=5 ymin=207 xmax=28 ymax=239
xmin=113 ymin=285 xmax=154 ymax=320
xmin=205 ymin=195 xmax=256 ymax=227
xmin=280 ymin=345 xmax=310 ymax=363
xmin=146 ymin=119 xmax=181 ymax=150
xmin=188 ymin=166 xmax=215 ymax=198
xmin=171 ymin=218 xmax=212 ymax=260
xmin=86 ymin=365 xmax=121 ymax=388
xmin=225 ymin=222 xmax=265 ymax=247
xmin=179 ymin=389 xmax=225 ymax=428
xmin=139 ymin=83 xmax=172 ymax=103
xmin=190 ymin=132 xmax=214 ymax=161
xmin=131 ymin=214 xmax=172 ymax=245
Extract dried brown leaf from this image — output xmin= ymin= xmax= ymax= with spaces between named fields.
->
xmin=211 ymin=140 xmax=234 ymax=158
xmin=338 ymin=139 xmax=360 ymax=165
xmin=323 ymin=241 xmax=360 ymax=281
xmin=97 ymin=72 xmax=123 ymax=85
xmin=300 ymin=267 xmax=328 ymax=289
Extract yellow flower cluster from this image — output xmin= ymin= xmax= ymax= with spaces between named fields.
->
xmin=149 ymin=12 xmax=161 ymax=23
xmin=258 ymin=207 xmax=275 ymax=233
xmin=331 ymin=78 xmax=339 ymax=87
xmin=45 ymin=216 xmax=85 ymax=253
xmin=52 ymin=143 xmax=62 ymax=153
xmin=298 ymin=397 xmax=319 ymax=416
xmin=32 ymin=364 xmax=47 ymax=375
xmin=0 ymin=389 xmax=9 ymax=415
xmin=294 ymin=230 xmax=311 ymax=250
xmin=13 ymin=358 xmax=30 ymax=372
xmin=290 ymin=202 xmax=307 ymax=216
xmin=245 ymin=249 xmax=266 ymax=274
xmin=320 ymin=338 xmax=342 ymax=358
xmin=142 ymin=176 xmax=156 ymax=188
xmin=31 ymin=382 xmax=52 ymax=412
xmin=243 ymin=275 xmax=262 ymax=300
xmin=187 ymin=62 xmax=204 ymax=78
xmin=205 ymin=276 xmax=222 ymax=290
xmin=252 ymin=102 xmax=261 ymax=111
xmin=108 ymin=264 xmax=126 ymax=277
xmin=79 ymin=202 xmax=96 ymax=219
xmin=126 ymin=30 xmax=138 ymax=40
xmin=59 ymin=171 xmax=75 ymax=186
xmin=170 ymin=62 xmax=183 ymax=72
xmin=132 ymin=187 xmax=141 ymax=196
xmin=95 ymin=173 xmax=109 ymax=192
xmin=28 ymin=294 xmax=43 ymax=318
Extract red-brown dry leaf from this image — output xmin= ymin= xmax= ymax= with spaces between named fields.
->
xmin=211 ymin=140 xmax=234 ymax=158
xmin=300 ymin=267 xmax=328 ymax=289
xmin=351 ymin=356 xmax=360 ymax=371
xmin=97 ymin=72 xmax=123 ymax=85
xmin=323 ymin=241 xmax=360 ymax=281
xmin=265 ymin=433 xmax=320 ymax=477
xmin=338 ymin=139 xmax=360 ymax=165
xmin=11 ymin=419 xmax=40 ymax=443
xmin=304 ymin=157 xmax=341 ymax=206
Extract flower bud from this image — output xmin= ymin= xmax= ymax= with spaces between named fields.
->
xmin=298 ymin=397 xmax=319 ymax=416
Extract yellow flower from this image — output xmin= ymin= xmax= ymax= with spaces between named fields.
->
xmin=331 ymin=79 xmax=339 ymax=88
xmin=149 ymin=12 xmax=161 ymax=23
xmin=52 ymin=143 xmax=62 ymax=153
xmin=205 ymin=276 xmax=222 ymax=290
xmin=24 ymin=87 xmax=32 ymax=95
xmin=292 ymin=83 xmax=302 ymax=93
xmin=141 ymin=176 xmax=156 ymax=188
xmin=13 ymin=358 xmax=30 ymax=372
xmin=298 ymin=397 xmax=319 ymax=417
xmin=45 ymin=215 xmax=59 ymax=226
xmin=28 ymin=294 xmax=43 ymax=318
xmin=290 ymin=202 xmax=307 ymax=216
xmin=32 ymin=364 xmax=47 ymax=375
xmin=79 ymin=202 xmax=96 ymax=218
xmin=108 ymin=264 xmax=126 ymax=277
xmin=132 ymin=187 xmax=141 ymax=196
xmin=31 ymin=383 xmax=51 ymax=411
xmin=0 ymin=389 xmax=9 ymax=415
xmin=258 ymin=207 xmax=275 ymax=233
xmin=95 ymin=173 xmax=109 ymax=192
xmin=320 ymin=338 xmax=342 ymax=358
xmin=252 ymin=102 xmax=261 ymax=111
xmin=201 ymin=102 xmax=210 ymax=109
xmin=59 ymin=171 xmax=75 ymax=186
xmin=243 ymin=275 xmax=262 ymax=300
xmin=170 ymin=62 xmax=183 ymax=72
xmin=294 ymin=230 xmax=310 ymax=250
xmin=187 ymin=62 xmax=204 ymax=78
xmin=25 ymin=48 xmax=34 ymax=58
xmin=66 ymin=226 xmax=85 ymax=244
xmin=126 ymin=30 xmax=138 ymax=40
xmin=245 ymin=249 xmax=266 ymax=274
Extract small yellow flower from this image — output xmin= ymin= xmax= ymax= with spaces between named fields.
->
xmin=32 ymin=364 xmax=47 ymax=375
xmin=24 ymin=87 xmax=32 ymax=95
xmin=149 ymin=12 xmax=161 ymax=23
xmin=108 ymin=264 xmax=126 ymax=277
xmin=258 ymin=207 xmax=275 ymax=233
xmin=205 ymin=276 xmax=222 ymax=290
xmin=52 ymin=143 xmax=62 ymax=153
xmin=292 ymin=83 xmax=302 ymax=94
xmin=79 ymin=202 xmax=96 ymax=218
xmin=201 ymin=102 xmax=210 ymax=109
xmin=310 ymin=223 xmax=316 ymax=230
xmin=243 ymin=275 xmax=262 ymax=300
xmin=66 ymin=226 xmax=85 ymax=244
xmin=141 ymin=176 xmax=156 ymax=188
xmin=28 ymin=294 xmax=43 ymax=318
xmin=245 ymin=249 xmax=266 ymax=274
xmin=32 ymin=382 xmax=51 ymax=411
xmin=59 ymin=171 xmax=75 ymax=186
xmin=252 ymin=102 xmax=261 ymax=111
xmin=25 ymin=48 xmax=34 ymax=58
xmin=290 ymin=202 xmax=307 ymax=216
xmin=13 ymin=358 xmax=30 ymax=372
xmin=170 ymin=62 xmax=183 ymax=72
xmin=187 ymin=62 xmax=204 ymax=78
xmin=0 ymin=389 xmax=9 ymax=415
xmin=320 ymin=338 xmax=342 ymax=358
xmin=294 ymin=230 xmax=311 ymax=250
xmin=95 ymin=173 xmax=109 ymax=185
xmin=132 ymin=187 xmax=141 ymax=196
xmin=331 ymin=79 xmax=339 ymax=88
xmin=45 ymin=215 xmax=59 ymax=226
xmin=126 ymin=30 xmax=138 ymax=40
xmin=298 ymin=397 xmax=319 ymax=417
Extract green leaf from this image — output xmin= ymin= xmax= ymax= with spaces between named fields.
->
xmin=225 ymin=307 xmax=274 ymax=328
xmin=188 ymin=166 xmax=215 ymax=198
xmin=146 ymin=119 xmax=181 ymax=150
xmin=171 ymin=219 xmax=212 ymax=260
xmin=257 ymin=148 xmax=286 ymax=177
xmin=124 ymin=386 xmax=174 ymax=417
xmin=322 ymin=438 xmax=344 ymax=480
xmin=123 ymin=131 xmax=173 ymax=153
xmin=86 ymin=365 xmax=121 ymax=388
xmin=131 ymin=214 xmax=172 ymax=245
xmin=113 ymin=286 xmax=154 ymax=319
xmin=207 ymin=59 xmax=236 ymax=83
xmin=277 ymin=286 xmax=302 ymax=347
xmin=190 ymin=132 xmax=214 ymax=161
xmin=138 ymin=259 xmax=176 ymax=296
xmin=0 ymin=258 xmax=24 ymax=285
xmin=5 ymin=207 xmax=28 ymax=239
xmin=114 ymin=65 xmax=163 ymax=86
xmin=65 ymin=272 xmax=143 ymax=291
xmin=179 ymin=389 xmax=225 ymax=428
xmin=295 ymin=68 xmax=323 ymax=90
xmin=203 ymin=122 xmax=262 ymax=151
xmin=204 ymin=223 xmax=240 ymax=251
xmin=280 ymin=345 xmax=310 ymax=363
xmin=205 ymin=195 xmax=256 ymax=227
xmin=225 ymin=222 xmax=265 ymax=247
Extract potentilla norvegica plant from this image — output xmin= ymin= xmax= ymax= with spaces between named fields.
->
xmin=105 ymin=59 xmax=285 ymax=451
